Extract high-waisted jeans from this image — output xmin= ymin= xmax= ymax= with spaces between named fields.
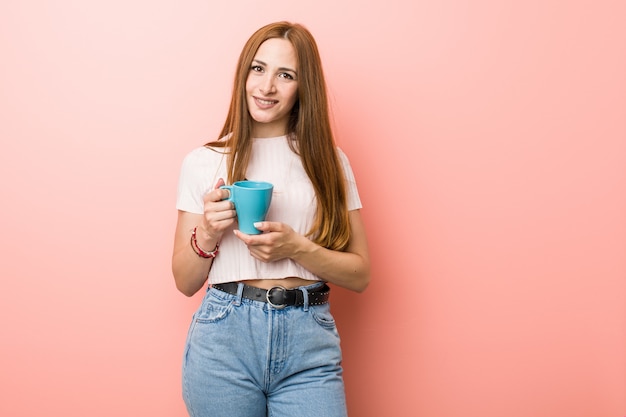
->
xmin=182 ymin=282 xmax=347 ymax=417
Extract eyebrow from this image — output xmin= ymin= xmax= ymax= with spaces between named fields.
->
xmin=252 ymin=59 xmax=297 ymax=75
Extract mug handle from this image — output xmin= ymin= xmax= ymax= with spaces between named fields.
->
xmin=219 ymin=185 xmax=234 ymax=202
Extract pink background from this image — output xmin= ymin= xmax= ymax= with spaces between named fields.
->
xmin=1 ymin=1 xmax=624 ymax=416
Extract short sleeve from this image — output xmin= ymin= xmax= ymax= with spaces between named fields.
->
xmin=337 ymin=147 xmax=362 ymax=211
xmin=176 ymin=146 xmax=227 ymax=214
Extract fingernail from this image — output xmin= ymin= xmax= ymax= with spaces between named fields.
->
xmin=253 ymin=222 xmax=262 ymax=227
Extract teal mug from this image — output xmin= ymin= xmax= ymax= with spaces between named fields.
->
xmin=220 ymin=180 xmax=273 ymax=234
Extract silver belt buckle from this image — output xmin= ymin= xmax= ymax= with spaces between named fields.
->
xmin=266 ymin=286 xmax=287 ymax=309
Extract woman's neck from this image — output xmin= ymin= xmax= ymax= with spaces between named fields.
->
xmin=251 ymin=121 xmax=288 ymax=138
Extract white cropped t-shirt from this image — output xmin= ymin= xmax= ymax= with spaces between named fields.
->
xmin=176 ymin=135 xmax=362 ymax=284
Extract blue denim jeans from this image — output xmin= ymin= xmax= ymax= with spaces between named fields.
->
xmin=182 ymin=282 xmax=347 ymax=417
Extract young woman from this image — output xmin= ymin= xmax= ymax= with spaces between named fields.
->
xmin=172 ymin=21 xmax=370 ymax=417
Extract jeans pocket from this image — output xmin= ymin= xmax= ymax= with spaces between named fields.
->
xmin=309 ymin=303 xmax=337 ymax=329
xmin=195 ymin=290 xmax=234 ymax=324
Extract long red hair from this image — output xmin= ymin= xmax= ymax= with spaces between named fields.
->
xmin=207 ymin=22 xmax=350 ymax=251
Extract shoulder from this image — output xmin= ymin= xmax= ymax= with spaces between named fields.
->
xmin=179 ymin=146 xmax=229 ymax=178
xmin=182 ymin=145 xmax=228 ymax=166
xmin=178 ymin=145 xmax=229 ymax=188
xmin=335 ymin=147 xmax=352 ymax=166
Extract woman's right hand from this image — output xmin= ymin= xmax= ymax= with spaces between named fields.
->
xmin=197 ymin=178 xmax=237 ymax=245
xmin=172 ymin=178 xmax=236 ymax=297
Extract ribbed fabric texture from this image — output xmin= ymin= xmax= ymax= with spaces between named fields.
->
xmin=176 ymin=135 xmax=362 ymax=283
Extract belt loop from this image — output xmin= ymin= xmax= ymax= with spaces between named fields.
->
xmin=235 ymin=283 xmax=244 ymax=306
xmin=300 ymin=287 xmax=310 ymax=311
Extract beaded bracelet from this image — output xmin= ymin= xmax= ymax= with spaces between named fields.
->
xmin=190 ymin=226 xmax=220 ymax=259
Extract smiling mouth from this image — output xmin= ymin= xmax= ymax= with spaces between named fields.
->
xmin=254 ymin=97 xmax=278 ymax=106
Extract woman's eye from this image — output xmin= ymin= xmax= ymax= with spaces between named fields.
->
xmin=279 ymin=73 xmax=294 ymax=80
xmin=251 ymin=65 xmax=263 ymax=72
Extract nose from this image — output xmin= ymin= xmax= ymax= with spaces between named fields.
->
xmin=259 ymin=74 xmax=276 ymax=95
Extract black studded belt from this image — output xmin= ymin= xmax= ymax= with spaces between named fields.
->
xmin=211 ymin=282 xmax=330 ymax=308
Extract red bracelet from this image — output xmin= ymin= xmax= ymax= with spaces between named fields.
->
xmin=190 ymin=226 xmax=219 ymax=259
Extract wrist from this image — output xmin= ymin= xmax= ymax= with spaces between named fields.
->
xmin=196 ymin=224 xmax=221 ymax=248
xmin=196 ymin=223 xmax=219 ymax=241
xmin=190 ymin=226 xmax=219 ymax=259
xmin=291 ymin=234 xmax=316 ymax=262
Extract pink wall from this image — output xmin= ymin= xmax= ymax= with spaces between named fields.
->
xmin=1 ymin=1 xmax=624 ymax=416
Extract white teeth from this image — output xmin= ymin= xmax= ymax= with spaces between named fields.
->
xmin=257 ymin=98 xmax=276 ymax=105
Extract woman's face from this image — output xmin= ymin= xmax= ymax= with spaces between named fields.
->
xmin=246 ymin=38 xmax=299 ymax=138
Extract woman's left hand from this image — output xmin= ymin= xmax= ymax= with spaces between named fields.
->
xmin=234 ymin=210 xmax=370 ymax=292
xmin=233 ymin=221 xmax=304 ymax=263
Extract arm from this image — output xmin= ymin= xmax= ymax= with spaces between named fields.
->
xmin=234 ymin=209 xmax=371 ymax=292
xmin=172 ymin=179 xmax=235 ymax=296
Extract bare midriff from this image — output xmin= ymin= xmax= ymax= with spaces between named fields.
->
xmin=241 ymin=277 xmax=318 ymax=290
